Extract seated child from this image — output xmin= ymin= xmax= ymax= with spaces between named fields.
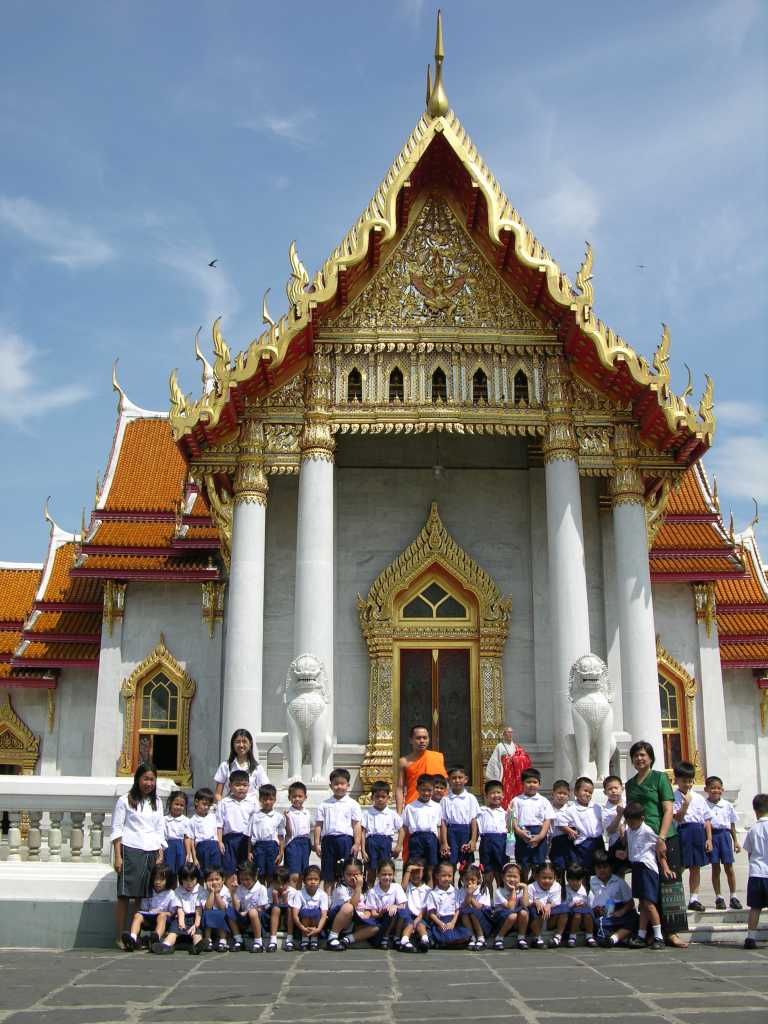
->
xmin=491 ymin=861 xmax=530 ymax=950
xmin=625 ymin=801 xmax=672 ymax=950
xmin=526 ymin=860 xmax=562 ymax=949
xmin=290 ymin=865 xmax=329 ymax=951
xmin=229 ymin=861 xmax=269 ymax=952
xmin=354 ymin=859 xmax=407 ymax=949
xmin=313 ymin=768 xmax=363 ymax=894
xmin=248 ymin=783 xmax=285 ymax=884
xmin=402 ymin=775 xmax=442 ymax=882
xmin=549 ymin=863 xmax=596 ymax=948
xmin=548 ymin=780 xmax=577 ymax=882
xmin=188 ymin=788 xmax=221 ymax=873
xmin=151 ymin=863 xmax=203 ymax=955
xmin=477 ymin=781 xmax=509 ymax=889
xmin=361 ymin=781 xmax=404 ymax=887
xmin=284 ymin=782 xmax=311 ymax=888
xmin=163 ymin=790 xmax=191 ymax=875
xmin=511 ymin=769 xmax=555 ymax=880
xmin=431 ymin=775 xmax=448 ymax=803
xmin=743 ymin=792 xmax=768 ymax=950
xmin=439 ymin=766 xmax=480 ymax=870
xmin=589 ymin=849 xmax=637 ymax=947
xmin=397 ymin=859 xmax=431 ymax=953
xmin=122 ymin=863 xmax=176 ymax=951
xmin=602 ymin=776 xmax=627 ymax=873
xmin=326 ymin=858 xmax=366 ymax=951
xmin=200 ymin=866 xmax=232 ymax=952
xmin=705 ymin=775 xmax=742 ymax=910
xmin=263 ymin=867 xmax=297 ymax=952
xmin=424 ymin=861 xmax=472 ymax=948
xmin=566 ymin=777 xmax=603 ymax=879
xmin=673 ymin=761 xmax=713 ymax=911
xmin=216 ymin=770 xmax=255 ymax=875
xmin=459 ymin=864 xmax=492 ymax=950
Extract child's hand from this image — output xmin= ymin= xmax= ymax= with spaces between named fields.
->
xmin=734 ymin=841 xmax=741 ymax=853
xmin=440 ymin=843 xmax=451 ymax=858
xmin=275 ymin=851 xmax=283 ymax=865
xmin=705 ymin=839 xmax=713 ymax=853
xmin=217 ymin=840 xmax=226 ymax=854
xmin=313 ymin=844 xmax=322 ymax=857
xmin=593 ymin=905 xmax=605 ymax=917
xmin=564 ymin=827 xmax=578 ymax=840
xmin=387 ymin=905 xmax=398 ymax=917
xmin=113 ymin=854 xmax=123 ymax=874
xmin=615 ymin=849 xmax=627 ymax=860
xmin=392 ymin=845 xmax=402 ymax=858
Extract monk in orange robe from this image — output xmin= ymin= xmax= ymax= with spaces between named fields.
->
xmin=396 ymin=725 xmax=447 ymax=813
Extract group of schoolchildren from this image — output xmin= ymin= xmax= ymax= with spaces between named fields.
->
xmin=112 ymin=729 xmax=768 ymax=954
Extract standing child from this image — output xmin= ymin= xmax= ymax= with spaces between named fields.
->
xmin=229 ymin=861 xmax=269 ymax=952
xmin=264 ymin=867 xmax=297 ymax=952
xmin=705 ymin=775 xmax=742 ymax=910
xmin=326 ymin=858 xmax=366 ymax=950
xmin=248 ymin=784 xmax=285 ymax=884
xmin=313 ymin=768 xmax=363 ymax=895
xmin=213 ymin=728 xmax=269 ymax=801
xmin=566 ymin=777 xmax=603 ymax=880
xmin=548 ymin=780 xmax=577 ymax=884
xmin=200 ymin=867 xmax=232 ymax=952
xmin=188 ymin=788 xmax=220 ymax=873
xmin=425 ymin=861 xmax=472 ymax=948
xmin=625 ymin=801 xmax=672 ymax=950
xmin=491 ymin=862 xmax=530 ymax=950
xmin=511 ymin=768 xmax=555 ymax=881
xmin=216 ymin=769 xmax=255 ymax=875
xmin=673 ymin=761 xmax=713 ymax=911
xmin=112 ymin=762 xmax=166 ymax=948
xmin=163 ymin=791 xmax=190 ymax=876
xmin=284 ymin=782 xmax=311 ymax=888
xmin=439 ymin=766 xmax=480 ymax=872
xmin=290 ymin=865 xmax=329 ymax=951
xmin=358 ymin=859 xmax=407 ymax=948
xmin=122 ymin=864 xmax=176 ymax=950
xmin=361 ymin=781 xmax=404 ymax=887
xmin=743 ymin=793 xmax=768 ymax=949
xmin=589 ymin=850 xmax=637 ymax=947
xmin=477 ymin=780 xmax=509 ymax=890
xmin=397 ymin=859 xmax=431 ymax=953
xmin=459 ymin=864 xmax=492 ymax=950
xmin=602 ymin=776 xmax=627 ymax=873
xmin=431 ymin=775 xmax=448 ymax=804
xmin=526 ymin=861 xmax=562 ymax=949
xmin=152 ymin=863 xmax=203 ymax=955
xmin=549 ymin=864 xmax=596 ymax=947
xmin=402 ymin=775 xmax=442 ymax=883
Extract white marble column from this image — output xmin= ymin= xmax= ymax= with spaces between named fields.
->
xmin=543 ymin=356 xmax=591 ymax=779
xmin=91 ymin=582 xmax=127 ymax=775
xmin=693 ymin=583 xmax=728 ymax=776
xmin=221 ymin=419 xmax=268 ymax=747
xmin=611 ymin=427 xmax=664 ymax=762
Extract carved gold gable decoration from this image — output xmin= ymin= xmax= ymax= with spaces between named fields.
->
xmin=333 ymin=197 xmax=542 ymax=332
xmin=0 ymin=694 xmax=40 ymax=773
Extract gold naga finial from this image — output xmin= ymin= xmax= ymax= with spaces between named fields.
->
xmin=169 ymin=368 xmax=187 ymax=418
xmin=286 ymin=241 xmax=309 ymax=309
xmin=80 ymin=506 xmax=88 ymax=541
xmin=698 ymin=373 xmax=714 ymax=422
xmin=728 ymin=509 xmax=735 ymax=544
xmin=95 ymin=470 xmax=102 ymax=507
xmin=193 ymin=326 xmax=214 ymax=389
xmin=43 ymin=495 xmax=53 ymax=529
xmin=575 ymin=242 xmax=594 ymax=307
xmin=653 ymin=323 xmax=671 ymax=385
xmin=712 ymin=474 xmax=720 ymax=511
xmin=111 ymin=358 xmax=126 ymax=409
xmin=747 ymin=497 xmax=760 ymax=533
xmin=262 ymin=288 xmax=276 ymax=329
xmin=211 ymin=317 xmax=231 ymax=382
xmin=426 ymin=10 xmax=449 ymax=118
xmin=682 ymin=362 xmax=694 ymax=400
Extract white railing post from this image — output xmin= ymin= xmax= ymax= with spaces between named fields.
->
xmin=90 ymin=811 xmax=105 ymax=861
xmin=27 ymin=811 xmax=43 ymax=861
xmin=7 ymin=812 xmax=22 ymax=861
xmin=48 ymin=812 xmax=63 ymax=862
xmin=69 ymin=812 xmax=85 ymax=860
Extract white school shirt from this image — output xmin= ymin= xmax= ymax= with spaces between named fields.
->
xmin=527 ymin=880 xmax=562 ymax=907
xmin=589 ymin=874 xmax=632 ymax=910
xmin=460 ymin=886 xmax=491 ymax=909
xmin=164 ymin=814 xmax=190 ymax=842
xmin=549 ymin=804 xmax=574 ymax=838
xmin=493 ymin=885 xmax=525 ymax=909
xmin=626 ymin=822 xmax=659 ymax=874
xmin=188 ymin=812 xmax=217 ymax=843
xmin=743 ymin=817 xmax=768 ymax=879
xmin=567 ymin=802 xmax=603 ymax=844
xmin=174 ymin=884 xmax=201 ymax=916
xmin=249 ymin=809 xmax=286 ymax=843
xmin=315 ymin=794 xmax=362 ymax=837
xmin=234 ymin=880 xmax=269 ymax=912
xmin=111 ymin=795 xmax=167 ymax=852
xmin=563 ymin=884 xmax=589 ymax=909
xmin=403 ymin=799 xmax=442 ymax=836
xmin=477 ymin=806 xmax=507 ymax=835
xmin=707 ymin=798 xmax=738 ymax=831
xmin=139 ymin=890 xmax=177 ymax=915
xmin=216 ymin=795 xmax=256 ymax=836
xmin=362 ymin=806 xmax=403 ymax=838
xmin=364 ymin=881 xmax=407 ymax=912
xmin=267 ymin=884 xmax=296 ymax=908
xmin=330 ymin=882 xmax=357 ymax=910
xmin=601 ymin=802 xmax=624 ymax=847
xmin=213 ymin=759 xmax=269 ymax=795
xmin=511 ymin=793 xmax=555 ymax=828
xmin=425 ymin=884 xmax=462 ymax=917
xmin=202 ymin=886 xmax=231 ymax=909
xmin=289 ymin=886 xmax=329 ymax=913
xmin=285 ymin=807 xmax=311 ymax=843
xmin=439 ymin=790 xmax=481 ymax=826
xmin=405 ymin=882 xmax=429 ymax=915
xmin=673 ymin=789 xmax=713 ymax=825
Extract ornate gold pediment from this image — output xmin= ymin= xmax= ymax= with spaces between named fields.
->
xmin=0 ymin=694 xmax=40 ymax=773
xmin=332 ymin=196 xmax=543 ymax=333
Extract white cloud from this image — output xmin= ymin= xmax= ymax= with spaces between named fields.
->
xmin=0 ymin=196 xmax=114 ymax=268
xmin=704 ymin=0 xmax=761 ymax=54
xmin=396 ymin=0 xmax=425 ymax=29
xmin=527 ymin=172 xmax=600 ymax=242
xmin=240 ymin=113 xmax=315 ymax=147
xmin=156 ymin=243 xmax=241 ymax=325
xmin=0 ymin=328 xmax=89 ymax=420
xmin=714 ymin=401 xmax=767 ymax=428
xmin=709 ymin=435 xmax=768 ymax=503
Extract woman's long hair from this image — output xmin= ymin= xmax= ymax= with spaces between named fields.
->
xmin=227 ymin=728 xmax=257 ymax=773
xmin=127 ymin=762 xmax=158 ymax=810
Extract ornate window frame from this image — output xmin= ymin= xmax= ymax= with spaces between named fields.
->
xmin=117 ymin=634 xmax=196 ymax=786
xmin=656 ymin=635 xmax=703 ymax=782
xmin=0 ymin=694 xmax=40 ymax=774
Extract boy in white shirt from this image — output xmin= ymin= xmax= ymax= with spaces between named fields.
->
xmin=743 ymin=793 xmax=768 ymax=949
xmin=123 ymin=864 xmax=176 ymax=950
xmin=673 ymin=761 xmax=713 ymax=911
xmin=477 ymin=780 xmax=509 ymax=888
xmin=566 ymin=776 xmax=603 ymax=879
xmin=705 ymin=774 xmax=743 ymax=910
xmin=361 ymin=780 xmax=404 ymax=887
xmin=188 ymin=787 xmax=221 ymax=873
xmin=248 ymin=783 xmax=285 ymax=884
xmin=290 ymin=865 xmax=329 ymax=951
xmin=511 ymin=768 xmax=555 ymax=880
xmin=216 ymin=770 xmax=255 ymax=876
xmin=589 ymin=849 xmax=637 ymax=947
xmin=313 ymin=768 xmax=362 ymax=894
xmin=283 ymin=781 xmax=311 ymax=887
xmin=439 ymin=766 xmax=480 ymax=871
xmin=229 ymin=861 xmax=269 ymax=952
xmin=602 ymin=775 xmax=627 ymax=873
xmin=402 ymin=774 xmax=442 ymax=883
xmin=624 ymin=802 xmax=672 ymax=950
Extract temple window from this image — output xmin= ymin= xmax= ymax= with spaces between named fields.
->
xmin=347 ymin=368 xmax=363 ymax=402
xmin=431 ymin=367 xmax=448 ymax=403
xmin=472 ymin=368 xmax=489 ymax=405
xmin=389 ymin=367 xmax=404 ymax=403
xmin=403 ymin=580 xmax=467 ymax=620
xmin=513 ymin=370 xmax=529 ymax=405
xmin=138 ymin=673 xmax=179 ymax=773
xmin=658 ymin=674 xmax=684 ymax=768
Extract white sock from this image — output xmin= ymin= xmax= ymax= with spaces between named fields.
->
xmin=345 ymin=935 xmax=355 ymax=945
xmin=328 ymin=931 xmax=339 ymax=940
xmin=269 ymin=934 xmax=276 ymax=943
xmin=609 ymin=934 xmax=619 ymax=945
xmin=253 ymin=937 xmax=262 ymax=946
xmin=637 ymin=929 xmax=646 ymax=939
xmin=652 ymin=925 xmax=663 ymax=939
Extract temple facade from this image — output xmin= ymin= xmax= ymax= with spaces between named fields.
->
xmin=1 ymin=21 xmax=767 ymax=813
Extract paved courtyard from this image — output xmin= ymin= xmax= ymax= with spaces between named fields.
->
xmin=0 ymin=944 xmax=766 ymax=1024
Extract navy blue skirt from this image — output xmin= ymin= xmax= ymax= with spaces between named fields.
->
xmin=479 ymin=834 xmax=507 ymax=874
xmin=631 ymin=862 xmax=661 ymax=904
xmin=222 ymin=832 xmax=249 ymax=875
xmin=284 ymin=836 xmax=311 ymax=876
xmin=515 ymin=825 xmax=546 ymax=867
xmin=201 ymin=907 xmax=230 ymax=931
xmin=461 ymin=905 xmax=493 ymax=936
xmin=429 ymin=914 xmax=471 ymax=946
xmin=709 ymin=829 xmax=734 ymax=866
xmin=678 ymin=821 xmax=708 ymax=868
xmin=409 ymin=831 xmax=439 ymax=867
xmin=549 ymin=834 xmax=576 ymax=873
xmin=169 ymin=911 xmax=197 ymax=935
xmin=195 ymin=839 xmax=221 ymax=873
xmin=165 ymin=837 xmax=186 ymax=874
xmin=593 ymin=908 xmax=638 ymax=939
xmin=366 ymin=834 xmax=394 ymax=871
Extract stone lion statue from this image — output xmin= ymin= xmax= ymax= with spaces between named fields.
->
xmin=282 ymin=653 xmax=333 ymax=783
xmin=564 ymin=653 xmax=616 ymax=783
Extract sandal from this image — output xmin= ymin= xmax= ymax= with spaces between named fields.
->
xmin=493 ymin=937 xmax=504 ymax=950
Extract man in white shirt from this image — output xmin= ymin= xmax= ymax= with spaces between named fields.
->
xmin=743 ymin=793 xmax=768 ymax=949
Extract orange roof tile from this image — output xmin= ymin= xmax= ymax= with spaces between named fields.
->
xmin=180 ymin=525 xmax=219 ymax=541
xmin=650 ymin=555 xmax=744 ymax=575
xmin=27 ymin=611 xmax=102 ymax=636
xmin=0 ymin=663 xmax=13 ymax=678
xmin=719 ymin=641 xmax=768 ymax=662
xmin=104 ymin=419 xmax=187 ymax=512
xmin=189 ymin=493 xmax=209 ymax=517
xmin=88 ymin=520 xmax=176 ymax=548
xmin=716 ymin=544 xmax=768 ymax=606
xmin=16 ymin=641 xmax=99 ymax=662
xmin=719 ymin=611 xmax=768 ymax=635
xmin=77 ymin=554 xmax=214 ymax=573
xmin=653 ymin=521 xmax=731 ymax=551
xmin=0 ymin=633 xmax=19 ymax=655
xmin=666 ymin=470 xmax=713 ymax=517
xmin=0 ymin=566 xmax=42 ymax=623
xmin=39 ymin=544 xmax=102 ymax=604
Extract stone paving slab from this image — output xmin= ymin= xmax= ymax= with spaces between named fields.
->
xmin=1 ymin=946 xmax=767 ymax=1024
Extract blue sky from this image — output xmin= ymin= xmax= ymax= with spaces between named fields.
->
xmin=1 ymin=1 xmax=766 ymax=560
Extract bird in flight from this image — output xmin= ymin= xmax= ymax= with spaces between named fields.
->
xmin=636 ymin=264 xmax=646 ymax=270
xmin=208 ymin=259 xmax=218 ymax=268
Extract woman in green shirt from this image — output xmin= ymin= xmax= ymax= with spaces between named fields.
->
xmin=625 ymin=740 xmax=688 ymax=947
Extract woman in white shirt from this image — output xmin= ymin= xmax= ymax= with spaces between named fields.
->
xmin=213 ymin=728 xmax=269 ymax=801
xmin=112 ymin=762 xmax=166 ymax=949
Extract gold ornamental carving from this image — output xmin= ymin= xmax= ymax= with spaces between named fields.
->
xmin=201 ymin=581 xmax=226 ymax=639
xmin=610 ymin=423 xmax=645 ymax=507
xmin=646 ymin=478 xmax=675 ymax=546
xmin=234 ymin=418 xmax=269 ymax=506
xmin=103 ymin=580 xmax=127 ymax=637
xmin=543 ymin=354 xmax=578 ymax=463
xmin=693 ymin=582 xmax=717 ymax=639
xmin=299 ymin=352 xmax=335 ymax=462
xmin=203 ymin=474 xmax=233 ymax=571
xmin=656 ymin=636 xmax=704 ymax=783
xmin=0 ymin=694 xmax=40 ymax=774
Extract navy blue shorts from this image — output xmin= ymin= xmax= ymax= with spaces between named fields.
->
xmin=251 ymin=839 xmax=280 ymax=880
xmin=679 ymin=821 xmax=708 ymax=868
xmin=169 ymin=912 xmax=197 ymax=936
xmin=515 ymin=825 xmax=546 ymax=868
xmin=195 ymin=839 xmax=221 ymax=873
xmin=429 ymin=914 xmax=471 ymax=946
xmin=479 ymin=834 xmax=507 ymax=875
xmin=320 ymin=834 xmax=353 ymax=882
xmin=165 ymin=837 xmax=186 ymax=875
xmin=747 ymin=877 xmax=768 ymax=910
xmin=631 ymin=862 xmax=660 ymax=904
xmin=573 ymin=836 xmax=603 ymax=874
xmin=222 ymin=832 xmax=249 ymax=875
xmin=284 ymin=836 xmax=310 ymax=876
xmin=365 ymin=834 xmax=394 ymax=871
xmin=408 ymin=831 xmax=439 ymax=867
xmin=397 ymin=907 xmax=416 ymax=924
xmin=549 ymin=834 xmax=576 ymax=873
xmin=709 ymin=829 xmax=734 ymax=866
xmin=446 ymin=823 xmax=472 ymax=866
xmin=297 ymin=906 xmax=322 ymax=923
xmin=261 ymin=904 xmax=291 ymax=934
xmin=593 ymin=908 xmax=638 ymax=939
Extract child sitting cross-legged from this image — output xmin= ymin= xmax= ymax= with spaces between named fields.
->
xmin=625 ymin=801 xmax=673 ymax=950
xmin=290 ymin=865 xmax=329 ymax=951
xmin=425 ymin=861 xmax=472 ymax=948
xmin=263 ymin=867 xmax=297 ymax=952
xmin=122 ymin=863 xmax=177 ymax=951
xmin=353 ymin=858 xmax=407 ymax=949
xmin=397 ymin=859 xmax=431 ymax=953
xmin=589 ymin=849 xmax=638 ymax=948
xmin=200 ymin=866 xmax=232 ymax=952
xmin=549 ymin=863 xmax=596 ymax=948
xmin=459 ymin=864 xmax=493 ymax=951
xmin=491 ymin=862 xmax=530 ymax=950
xmin=326 ymin=858 xmax=366 ymax=951
xmin=228 ymin=861 xmax=269 ymax=952
xmin=526 ymin=860 xmax=562 ymax=949
xmin=151 ymin=863 xmax=203 ymax=955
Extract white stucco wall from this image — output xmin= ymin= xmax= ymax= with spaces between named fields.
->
xmin=652 ymin=583 xmax=698 ymax=680
xmin=55 ymin=668 xmax=97 ymax=775
xmin=723 ymin=666 xmax=764 ymax=812
xmin=582 ymin=477 xmax=606 ymax=662
xmin=262 ymin=475 xmax=298 ymax=733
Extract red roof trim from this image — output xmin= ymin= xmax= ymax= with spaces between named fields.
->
xmin=722 ymin=658 xmax=768 ymax=668
xmin=0 ymin=622 xmax=23 ymax=632
xmin=717 ymin=603 xmax=768 ymax=613
xmin=22 ymin=632 xmax=101 ymax=645
xmin=719 ymin=633 xmax=768 ymax=644
xmin=34 ymin=601 xmax=103 ymax=613
xmin=91 ymin=510 xmax=178 ymax=522
xmin=81 ymin=544 xmax=182 ymax=557
xmin=1 ymin=677 xmax=58 ymax=689
xmin=12 ymin=656 xmax=98 ymax=669
xmin=70 ymin=568 xmax=219 ymax=581
xmin=664 ymin=514 xmax=721 ymax=524
xmin=649 ymin=549 xmax=740 ymax=559
xmin=651 ymin=571 xmax=747 ymax=582
xmin=171 ymin=538 xmax=220 ymax=550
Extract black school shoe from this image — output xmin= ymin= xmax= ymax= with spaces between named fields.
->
xmin=744 ymin=937 xmax=757 ymax=950
xmin=730 ymin=897 xmax=743 ymax=910
xmin=120 ymin=931 xmax=136 ymax=951
xmin=151 ymin=942 xmax=174 ymax=955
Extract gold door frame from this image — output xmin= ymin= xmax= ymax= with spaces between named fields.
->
xmin=357 ymin=502 xmax=511 ymax=793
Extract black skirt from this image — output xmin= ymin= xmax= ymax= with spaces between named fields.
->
xmin=117 ymin=845 xmax=159 ymax=899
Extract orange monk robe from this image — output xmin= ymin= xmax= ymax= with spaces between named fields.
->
xmin=403 ymin=749 xmax=448 ymax=805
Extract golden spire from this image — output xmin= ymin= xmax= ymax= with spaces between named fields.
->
xmin=426 ymin=10 xmax=449 ymax=118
